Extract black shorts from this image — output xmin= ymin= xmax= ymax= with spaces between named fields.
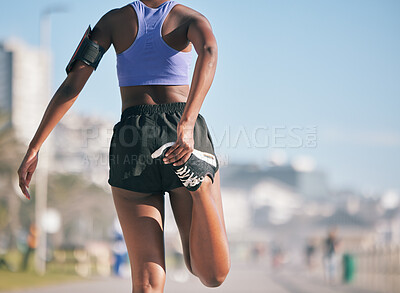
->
xmin=108 ymin=102 xmax=219 ymax=193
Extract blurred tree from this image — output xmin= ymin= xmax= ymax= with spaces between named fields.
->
xmin=1 ymin=111 xmax=115 ymax=250
xmin=0 ymin=110 xmax=27 ymax=248
xmin=46 ymin=173 xmax=115 ymax=247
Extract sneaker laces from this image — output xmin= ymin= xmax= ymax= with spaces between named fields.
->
xmin=175 ymin=165 xmax=205 ymax=187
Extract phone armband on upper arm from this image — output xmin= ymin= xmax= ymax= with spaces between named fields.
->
xmin=66 ymin=25 xmax=106 ymax=74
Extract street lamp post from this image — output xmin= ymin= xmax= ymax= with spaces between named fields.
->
xmin=35 ymin=5 xmax=67 ymax=275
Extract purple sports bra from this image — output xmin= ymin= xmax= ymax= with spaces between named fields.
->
xmin=117 ymin=0 xmax=192 ymax=87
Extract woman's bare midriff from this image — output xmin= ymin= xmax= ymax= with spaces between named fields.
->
xmin=120 ymin=85 xmax=190 ymax=111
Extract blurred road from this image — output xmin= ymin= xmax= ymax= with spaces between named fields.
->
xmin=2 ymin=263 xmax=380 ymax=293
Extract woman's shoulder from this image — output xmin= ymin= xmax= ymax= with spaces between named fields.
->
xmin=93 ymin=4 xmax=138 ymax=38
xmin=99 ymin=5 xmax=133 ymax=23
xmin=167 ymin=2 xmax=212 ymax=32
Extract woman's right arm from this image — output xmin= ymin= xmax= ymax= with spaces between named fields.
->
xmin=17 ymin=11 xmax=114 ymax=199
xmin=163 ymin=12 xmax=218 ymax=166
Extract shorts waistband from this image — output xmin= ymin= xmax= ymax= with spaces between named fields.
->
xmin=120 ymin=102 xmax=186 ymax=120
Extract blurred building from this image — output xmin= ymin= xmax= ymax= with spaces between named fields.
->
xmin=52 ymin=112 xmax=113 ymax=188
xmin=251 ymin=178 xmax=302 ymax=226
xmin=220 ymin=163 xmax=329 ymax=199
xmin=267 ymin=165 xmax=329 ymax=198
xmin=0 ymin=39 xmax=51 ymax=145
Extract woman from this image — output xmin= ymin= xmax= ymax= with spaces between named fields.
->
xmin=17 ymin=0 xmax=230 ymax=291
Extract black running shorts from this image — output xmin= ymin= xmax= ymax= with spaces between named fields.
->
xmin=108 ymin=102 xmax=219 ymax=193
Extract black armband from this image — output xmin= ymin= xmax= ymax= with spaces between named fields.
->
xmin=66 ymin=25 xmax=106 ymax=74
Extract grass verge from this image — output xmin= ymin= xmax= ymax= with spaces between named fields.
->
xmin=0 ymin=250 xmax=83 ymax=292
xmin=0 ymin=270 xmax=83 ymax=292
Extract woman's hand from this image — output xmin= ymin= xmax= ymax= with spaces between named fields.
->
xmin=17 ymin=148 xmax=39 ymax=200
xmin=164 ymin=121 xmax=195 ymax=166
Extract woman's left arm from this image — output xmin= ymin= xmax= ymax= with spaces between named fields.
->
xmin=164 ymin=13 xmax=218 ymax=166
xmin=17 ymin=13 xmax=113 ymax=199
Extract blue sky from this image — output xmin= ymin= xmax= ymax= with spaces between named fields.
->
xmin=1 ymin=0 xmax=399 ymax=192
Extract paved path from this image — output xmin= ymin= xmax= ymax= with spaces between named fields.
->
xmin=1 ymin=264 xmax=287 ymax=293
xmin=271 ymin=269 xmax=380 ymax=293
xmin=1 ymin=264 xmax=380 ymax=293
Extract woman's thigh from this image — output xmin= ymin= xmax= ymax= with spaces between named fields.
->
xmin=167 ymin=170 xmax=226 ymax=271
xmin=111 ymin=186 xmax=166 ymax=290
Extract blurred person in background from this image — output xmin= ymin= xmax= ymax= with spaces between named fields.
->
xmin=323 ymin=227 xmax=341 ymax=285
xmin=271 ymin=242 xmax=285 ymax=270
xmin=251 ymin=242 xmax=266 ymax=264
xmin=112 ymin=217 xmax=129 ymax=277
xmin=20 ymin=223 xmax=38 ymax=271
xmin=304 ymin=238 xmax=317 ymax=272
xmin=17 ymin=0 xmax=230 ymax=291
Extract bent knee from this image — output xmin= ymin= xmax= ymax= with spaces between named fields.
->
xmin=199 ymin=267 xmax=230 ymax=288
xmin=200 ymin=274 xmax=228 ymax=288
